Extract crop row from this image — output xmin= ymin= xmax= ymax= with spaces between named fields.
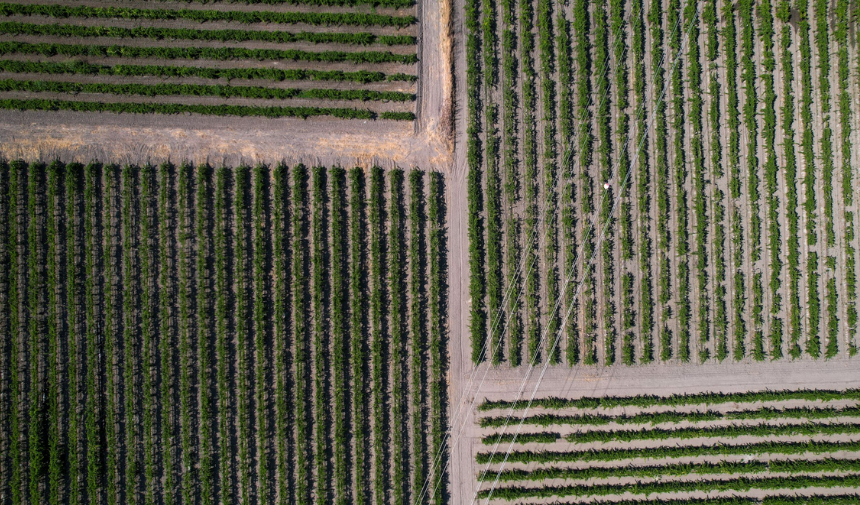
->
xmin=574 ymin=0 xmax=595 ymax=365
xmin=0 ymin=163 xmax=447 ymax=505
xmin=0 ymin=59 xmax=416 ymax=84
xmin=0 ymin=98 xmax=415 ymax=120
xmin=648 ymin=0 xmax=671 ymax=362
xmin=478 ymin=388 xmax=860 ymax=411
xmin=480 ymin=421 xmax=860 ymax=447
xmin=465 ymin=0 xmax=485 ymax=363
xmin=558 ymin=7 xmax=576 ymax=366
xmin=539 ymin=0 xmax=560 ymax=365
xmin=146 ymin=0 xmax=414 ymax=7
xmin=0 ymin=21 xmax=415 ymax=46
xmin=479 ymin=403 xmax=860 ymax=428
xmin=613 ymin=0 xmax=633 ymax=365
xmin=501 ymin=0 xmax=523 ymax=367
xmin=483 ymin=455 xmax=860 ymax=482
xmin=0 ymin=3 xmax=416 ymax=28
xmin=0 ymin=78 xmax=414 ymax=102
xmin=477 ymin=436 xmax=860 ymax=465
xmin=478 ymin=471 xmax=860 ymax=500
xmin=835 ymin=0 xmax=855 ymax=355
xmin=595 ymin=0 xmax=615 ymax=365
xmin=0 ymin=41 xmax=417 ymax=64
xmin=760 ymin=0 xmax=782 ymax=358
xmin=521 ymin=0 xmax=540 ymax=365
xmin=483 ymin=0 xmax=502 ymax=365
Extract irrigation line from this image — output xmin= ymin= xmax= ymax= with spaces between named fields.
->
xmin=473 ymin=3 xmax=702 ymax=503
xmin=412 ymin=2 xmax=653 ymax=502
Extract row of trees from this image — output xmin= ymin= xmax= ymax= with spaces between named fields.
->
xmin=0 ymin=3 xmax=416 ymax=27
xmin=0 ymin=60 xmax=416 ymax=84
xmin=478 ymin=471 xmax=860 ymax=500
xmin=479 ymin=387 xmax=860 ymax=411
xmin=487 ymin=456 xmax=860 ymax=482
xmin=477 ymin=436 xmax=860 ymax=465
xmin=0 ymin=163 xmax=447 ymax=505
xmin=149 ymin=0 xmax=415 ymax=7
xmin=0 ymin=42 xmax=417 ymax=65
xmin=0 ymin=97 xmax=418 ymax=119
xmin=480 ymin=403 xmax=860 ymax=428
xmin=0 ymin=21 xmax=416 ymax=46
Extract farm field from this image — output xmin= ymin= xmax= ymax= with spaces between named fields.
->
xmin=473 ymin=388 xmax=860 ymax=503
xmin=463 ymin=0 xmax=860 ymax=366
xmin=0 ymin=161 xmax=449 ymax=505
xmin=0 ymin=0 xmax=418 ymax=120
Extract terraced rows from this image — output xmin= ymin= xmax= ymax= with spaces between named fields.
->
xmin=465 ymin=0 xmax=860 ymax=365
xmin=474 ymin=388 xmax=860 ymax=503
xmin=0 ymin=0 xmax=418 ymax=119
xmin=0 ymin=161 xmax=448 ymax=505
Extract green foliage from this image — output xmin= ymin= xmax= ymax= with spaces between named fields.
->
xmin=428 ymin=172 xmax=446 ymax=505
xmin=311 ymin=166 xmax=328 ymax=505
xmin=273 ymin=163 xmax=293 ymax=505
xmin=103 ymin=165 xmax=120 ymax=505
xmin=479 ymin=388 xmax=860 ymax=411
xmin=483 ymin=0 xmax=503 ymax=365
xmin=64 ymin=162 xmax=83 ymax=505
xmin=177 ymin=164 xmax=197 ymax=505
xmin=0 ymin=3 xmax=416 ymax=27
xmin=369 ymin=166 xmax=387 ymax=505
xmin=0 ymin=58 xmax=412 ymax=84
xmin=574 ymin=0 xmax=594 ymax=365
xmin=84 ymin=163 xmax=102 ymax=505
xmin=140 ymin=166 xmax=158 ymax=505
xmin=159 ymin=163 xmax=178 ymax=505
xmin=482 ymin=432 xmax=559 ymax=445
xmin=539 ymin=0 xmax=560 ymax=365
xmin=0 ymin=21 xmax=416 ymax=45
xmin=28 ymin=162 xmax=46 ymax=505
xmin=465 ymin=0 xmax=486 ymax=363
xmin=408 ymin=171 xmax=426 ymax=501
xmin=144 ymin=0 xmax=413 ymax=7
xmin=481 ymin=403 xmax=860 ymax=428
xmin=291 ymin=165 xmax=311 ymax=505
xmin=47 ymin=162 xmax=61 ymax=505
xmin=380 ymin=111 xmax=417 ymax=120
xmin=479 ymin=471 xmax=860 ymax=500
xmin=121 ymin=165 xmax=141 ymax=505
xmin=331 ymin=167 xmax=348 ymax=505
xmin=214 ymin=167 xmax=234 ymax=504
xmin=478 ymin=437 xmax=860 ymax=466
xmin=0 ymin=97 xmax=378 ymax=119
xmin=349 ymin=168 xmax=367 ymax=504
xmin=253 ymin=166 xmax=269 ymax=505
xmin=388 ymin=170 xmax=406 ymax=505
xmin=0 ymin=77 xmax=415 ymax=101
xmin=0 ymin=41 xmax=415 ymax=65
xmin=485 ymin=456 xmax=860 ymax=483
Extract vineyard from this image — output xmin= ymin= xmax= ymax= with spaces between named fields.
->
xmin=464 ymin=0 xmax=860 ymax=365
xmin=0 ymin=0 xmax=418 ymax=120
xmin=0 ymin=161 xmax=449 ymax=505
xmin=474 ymin=388 xmax=860 ymax=503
